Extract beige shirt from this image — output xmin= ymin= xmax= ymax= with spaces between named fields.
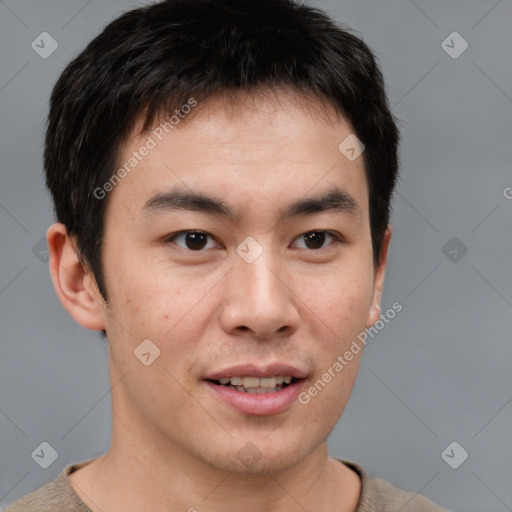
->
xmin=4 ymin=458 xmax=451 ymax=511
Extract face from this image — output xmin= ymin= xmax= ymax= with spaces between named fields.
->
xmin=91 ymin=89 xmax=389 ymax=474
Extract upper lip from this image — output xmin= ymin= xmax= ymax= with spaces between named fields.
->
xmin=204 ymin=363 xmax=308 ymax=380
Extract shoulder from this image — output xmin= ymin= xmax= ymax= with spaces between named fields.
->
xmin=337 ymin=459 xmax=452 ymax=512
xmin=3 ymin=461 xmax=93 ymax=512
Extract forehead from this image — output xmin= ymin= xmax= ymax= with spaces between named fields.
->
xmin=108 ymin=88 xmax=368 ymax=221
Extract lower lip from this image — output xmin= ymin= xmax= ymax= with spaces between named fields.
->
xmin=204 ymin=379 xmax=306 ymax=416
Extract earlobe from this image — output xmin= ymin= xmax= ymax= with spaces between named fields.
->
xmin=47 ymin=223 xmax=107 ymax=331
xmin=366 ymin=225 xmax=392 ymax=328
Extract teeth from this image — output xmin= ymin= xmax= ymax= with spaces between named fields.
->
xmin=217 ymin=376 xmax=294 ymax=388
xmin=243 ymin=376 xmax=261 ymax=388
xmin=260 ymin=377 xmax=276 ymax=387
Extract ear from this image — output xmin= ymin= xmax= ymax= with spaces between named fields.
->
xmin=366 ymin=225 xmax=392 ymax=328
xmin=47 ymin=223 xmax=107 ymax=331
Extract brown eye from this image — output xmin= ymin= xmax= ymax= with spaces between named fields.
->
xmin=303 ymin=231 xmax=327 ymax=249
xmin=184 ymin=232 xmax=208 ymax=250
xmin=292 ymin=230 xmax=339 ymax=250
xmin=168 ymin=231 xmax=217 ymax=251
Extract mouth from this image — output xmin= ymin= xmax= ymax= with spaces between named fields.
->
xmin=203 ymin=371 xmax=307 ymax=415
xmin=202 ymin=363 xmax=308 ymax=415
xmin=205 ymin=375 xmax=301 ymax=394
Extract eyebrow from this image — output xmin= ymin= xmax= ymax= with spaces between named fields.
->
xmin=141 ymin=186 xmax=360 ymax=222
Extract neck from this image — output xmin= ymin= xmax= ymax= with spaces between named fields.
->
xmin=69 ymin=432 xmax=361 ymax=512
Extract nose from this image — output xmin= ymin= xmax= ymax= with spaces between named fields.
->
xmin=219 ymin=248 xmax=300 ymax=339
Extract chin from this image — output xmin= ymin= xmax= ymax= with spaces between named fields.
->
xmin=198 ymin=437 xmax=314 ymax=476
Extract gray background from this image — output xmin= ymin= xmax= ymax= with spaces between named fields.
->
xmin=1 ymin=0 xmax=511 ymax=510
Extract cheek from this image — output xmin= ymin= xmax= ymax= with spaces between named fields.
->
xmin=301 ymin=263 xmax=374 ymax=334
xmin=104 ymin=246 xmax=176 ymax=324
xmin=295 ymin=258 xmax=373 ymax=406
xmin=298 ymin=350 xmax=361 ymax=442
xmin=106 ymin=260 xmax=221 ymax=362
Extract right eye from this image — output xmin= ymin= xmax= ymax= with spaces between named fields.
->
xmin=166 ymin=231 xmax=220 ymax=251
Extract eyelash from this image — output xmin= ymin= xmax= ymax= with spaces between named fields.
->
xmin=165 ymin=230 xmax=343 ymax=252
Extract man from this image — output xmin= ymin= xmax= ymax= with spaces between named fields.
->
xmin=5 ymin=0 xmax=450 ymax=510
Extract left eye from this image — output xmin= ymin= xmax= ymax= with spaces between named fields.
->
xmin=291 ymin=230 xmax=339 ymax=250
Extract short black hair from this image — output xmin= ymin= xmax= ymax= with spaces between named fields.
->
xmin=45 ymin=0 xmax=400 ymax=302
